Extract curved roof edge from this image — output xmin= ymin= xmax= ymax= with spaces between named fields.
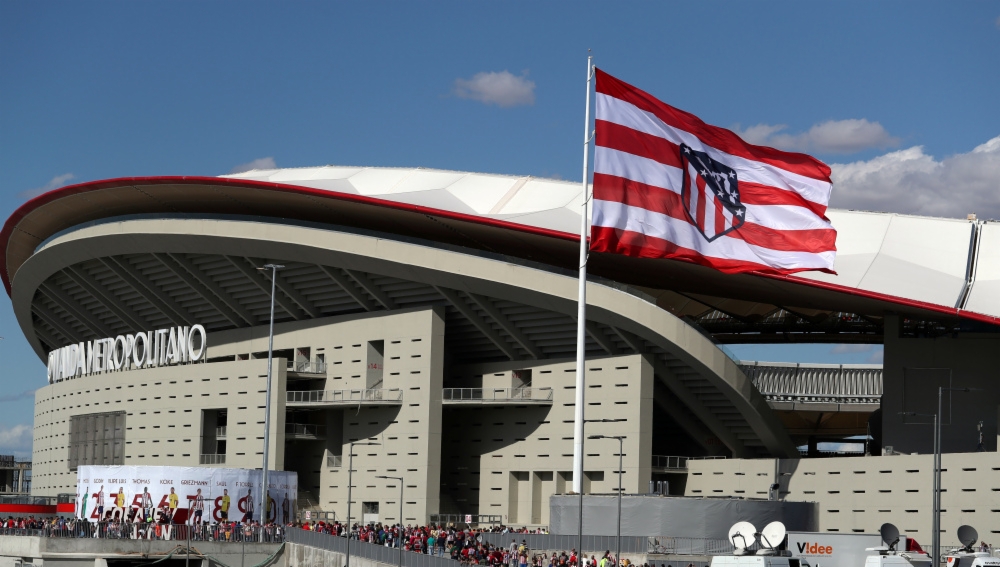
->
xmin=3 ymin=174 xmax=998 ymax=327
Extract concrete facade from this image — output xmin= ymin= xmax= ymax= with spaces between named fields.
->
xmin=684 ymin=451 xmax=1000 ymax=543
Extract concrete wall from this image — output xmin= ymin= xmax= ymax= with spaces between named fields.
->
xmin=881 ymin=317 xmax=1000 ymax=454
xmin=32 ymin=358 xmax=286 ymax=496
xmin=439 ymin=354 xmax=653 ymax=527
xmin=684 ymin=451 xmax=1000 ymax=543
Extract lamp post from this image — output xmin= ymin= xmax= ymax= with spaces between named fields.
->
xmin=578 ymin=419 xmax=624 ymax=564
xmin=589 ymin=435 xmax=625 ymax=567
xmin=376 ymin=475 xmax=404 ymax=567
xmin=900 ymin=410 xmax=937 ymax=556
xmin=347 ymin=441 xmax=380 ymax=567
xmin=256 ymin=263 xmax=283 ymax=539
xmin=932 ymin=387 xmax=982 ymax=567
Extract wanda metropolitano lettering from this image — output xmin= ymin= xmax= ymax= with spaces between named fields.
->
xmin=46 ymin=324 xmax=208 ymax=384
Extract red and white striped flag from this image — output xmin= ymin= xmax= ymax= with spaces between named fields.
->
xmin=591 ymin=69 xmax=837 ymax=275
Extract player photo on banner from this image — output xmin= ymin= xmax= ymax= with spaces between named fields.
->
xmin=76 ymin=465 xmax=297 ymax=524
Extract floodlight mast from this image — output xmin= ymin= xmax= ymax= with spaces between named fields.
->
xmin=257 ymin=263 xmax=283 ymax=538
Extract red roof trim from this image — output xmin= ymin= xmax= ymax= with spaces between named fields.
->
xmin=3 ymin=175 xmax=997 ymax=326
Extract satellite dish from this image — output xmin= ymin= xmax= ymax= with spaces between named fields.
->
xmin=729 ymin=521 xmax=758 ymax=551
xmin=761 ymin=521 xmax=787 ymax=550
xmin=880 ymin=523 xmax=901 ymax=551
xmin=957 ymin=525 xmax=978 ymax=551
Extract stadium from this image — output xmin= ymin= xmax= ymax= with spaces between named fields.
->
xmin=4 ymin=165 xmax=999 ymax=539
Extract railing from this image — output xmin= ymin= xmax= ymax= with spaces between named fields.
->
xmin=0 ymin=522 xmax=284 ymax=542
xmin=441 ymin=387 xmax=553 ymax=403
xmin=289 ymin=361 xmax=328 ymax=374
xmin=740 ymin=361 xmax=883 ymax=404
xmin=199 ymin=453 xmax=226 ymax=465
xmin=326 ymin=454 xmax=342 ymax=468
xmin=286 ymin=423 xmax=326 ymax=438
xmin=652 ymin=455 xmax=727 ymax=470
xmin=479 ymin=533 xmax=648 ymax=554
xmin=216 ymin=426 xmax=227 ymax=438
xmin=286 ymin=389 xmax=402 ymax=404
xmin=647 ymin=536 xmax=739 ymax=555
xmin=287 ymin=528 xmax=457 ymax=567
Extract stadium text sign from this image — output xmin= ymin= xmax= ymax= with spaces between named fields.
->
xmin=47 ymin=324 xmax=207 ymax=384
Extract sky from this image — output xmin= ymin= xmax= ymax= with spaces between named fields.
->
xmin=1 ymin=1 xmax=998 ymax=456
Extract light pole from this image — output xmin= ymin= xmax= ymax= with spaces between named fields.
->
xmin=900 ymin=410 xmax=937 ymax=556
xmin=376 ymin=475 xmax=404 ymax=567
xmin=589 ymin=435 xmax=625 ymax=567
xmin=257 ymin=263 xmax=283 ymax=535
xmin=347 ymin=441 xmax=380 ymax=567
xmin=933 ymin=387 xmax=982 ymax=567
xmin=578 ymin=419 xmax=624 ymax=564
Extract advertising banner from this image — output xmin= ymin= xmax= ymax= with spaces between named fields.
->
xmin=76 ymin=465 xmax=297 ymax=524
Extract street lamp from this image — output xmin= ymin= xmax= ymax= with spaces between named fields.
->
xmin=257 ymin=263 xmax=283 ymax=536
xmin=376 ymin=475 xmax=404 ymax=567
xmin=900 ymin=410 xmax=937 ymax=556
xmin=578 ymin=419 xmax=624 ymax=564
xmin=932 ymin=387 xmax=982 ymax=567
xmin=347 ymin=441 xmax=380 ymax=567
xmin=589 ymin=435 xmax=625 ymax=567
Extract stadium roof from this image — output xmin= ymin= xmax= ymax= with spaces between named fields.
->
xmin=4 ymin=166 xmax=999 ymax=345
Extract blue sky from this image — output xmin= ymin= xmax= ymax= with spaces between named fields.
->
xmin=1 ymin=1 xmax=997 ymax=454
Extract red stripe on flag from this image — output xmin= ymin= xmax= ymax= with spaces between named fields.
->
xmin=590 ymin=226 xmax=834 ymax=276
xmin=596 ymin=119 xmax=828 ymax=218
xmin=595 ymin=69 xmax=832 ymax=183
xmin=593 ymin=173 xmax=837 ymax=253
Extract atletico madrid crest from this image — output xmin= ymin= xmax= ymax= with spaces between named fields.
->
xmin=679 ymin=143 xmax=746 ymax=242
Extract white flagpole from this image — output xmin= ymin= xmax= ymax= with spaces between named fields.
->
xmin=572 ymin=54 xmax=594 ymax=500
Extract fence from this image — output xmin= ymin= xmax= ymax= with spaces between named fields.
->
xmin=478 ymin=533 xmax=648 ymax=555
xmin=200 ymin=454 xmax=226 ymax=465
xmin=427 ymin=514 xmax=503 ymax=527
xmin=289 ymin=361 xmax=328 ymax=374
xmin=287 ymin=389 xmax=403 ymax=404
xmin=646 ymin=536 xmax=736 ymax=555
xmin=287 ymin=527 xmax=457 ymax=567
xmin=0 ymin=522 xmax=284 ymax=542
xmin=441 ymin=388 xmax=553 ymax=403
xmin=651 ymin=455 xmax=727 ymax=470
xmin=285 ymin=423 xmax=327 ymax=438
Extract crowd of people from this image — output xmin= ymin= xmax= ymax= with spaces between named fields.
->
xmin=0 ymin=515 xmax=285 ymax=542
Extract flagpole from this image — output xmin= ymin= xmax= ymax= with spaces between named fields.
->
xmin=572 ymin=54 xmax=594 ymax=502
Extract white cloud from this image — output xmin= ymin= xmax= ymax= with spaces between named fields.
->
xmin=0 ymin=424 xmax=32 ymax=457
xmin=229 ymin=157 xmax=277 ymax=174
xmin=867 ymin=349 xmax=884 ymax=364
xmin=829 ymin=135 xmax=1000 ymax=219
xmin=453 ymin=70 xmax=535 ymax=108
xmin=19 ymin=172 xmax=75 ymax=200
xmin=735 ymin=119 xmax=899 ymax=154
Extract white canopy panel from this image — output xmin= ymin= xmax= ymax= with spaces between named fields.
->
xmin=222 ymin=166 xmax=995 ymax=319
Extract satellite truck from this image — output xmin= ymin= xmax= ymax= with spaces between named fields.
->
xmin=863 ymin=523 xmax=931 ymax=567
xmin=711 ymin=521 xmax=813 ymax=567
xmin=942 ymin=525 xmax=1000 ymax=567
xmin=713 ymin=521 xmax=924 ymax=567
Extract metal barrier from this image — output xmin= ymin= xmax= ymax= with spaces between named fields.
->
xmin=0 ymin=522 xmax=284 ymax=542
xmin=651 ymin=455 xmax=726 ymax=470
xmin=647 ymin=536 xmax=737 ymax=555
xmin=287 ymin=528 xmax=458 ymax=567
xmin=327 ymin=454 xmax=343 ymax=468
xmin=740 ymin=361 xmax=882 ymax=404
xmin=285 ymin=423 xmax=327 ymax=438
xmin=289 ymin=361 xmax=328 ymax=374
xmin=441 ymin=388 xmax=553 ymax=403
xmin=478 ymin=533 xmax=648 ymax=555
xmin=286 ymin=389 xmax=403 ymax=404
xmin=200 ymin=454 xmax=226 ymax=465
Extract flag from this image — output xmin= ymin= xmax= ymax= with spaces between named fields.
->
xmin=590 ymin=69 xmax=837 ymax=275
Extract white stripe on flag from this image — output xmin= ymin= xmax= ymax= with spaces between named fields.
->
xmin=596 ymin=146 xmax=835 ymax=233
xmin=592 ymin=199 xmax=835 ymax=270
